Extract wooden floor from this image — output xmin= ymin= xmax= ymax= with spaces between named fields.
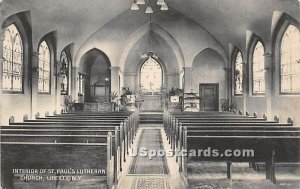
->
xmin=188 ymin=162 xmax=300 ymax=189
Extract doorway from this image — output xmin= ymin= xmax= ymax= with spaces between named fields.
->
xmin=199 ymin=84 xmax=219 ymax=111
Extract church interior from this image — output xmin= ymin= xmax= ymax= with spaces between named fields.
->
xmin=0 ymin=0 xmax=300 ymax=189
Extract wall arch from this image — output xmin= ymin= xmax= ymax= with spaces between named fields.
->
xmin=0 ymin=11 xmax=33 ymax=124
xmin=1 ymin=11 xmax=32 ymax=93
xmin=78 ymin=48 xmax=111 ymax=73
xmin=37 ymin=31 xmax=57 ymax=94
xmin=191 ymin=48 xmax=226 ymax=110
xmin=123 ymin=30 xmax=180 ymax=91
xmin=247 ymin=32 xmax=266 ymax=95
xmin=119 ymin=23 xmax=184 ymax=72
xmin=272 ymin=12 xmax=300 ymax=95
xmin=78 ymin=48 xmax=112 ymax=102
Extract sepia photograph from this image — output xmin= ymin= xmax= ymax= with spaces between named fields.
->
xmin=0 ymin=0 xmax=300 ymax=188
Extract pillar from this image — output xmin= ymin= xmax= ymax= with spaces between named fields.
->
xmin=0 ymin=34 xmax=3 ymax=87
xmin=55 ymin=62 xmax=62 ymax=113
xmin=111 ymin=66 xmax=121 ymax=99
xmin=223 ymin=67 xmax=232 ymax=105
xmin=31 ymin=51 xmax=39 ymax=119
xmin=183 ymin=67 xmax=193 ymax=92
xmin=0 ymin=33 xmax=3 ymax=189
xmin=166 ymin=72 xmax=179 ymax=90
xmin=243 ymin=59 xmax=249 ymax=115
xmin=264 ymin=45 xmax=273 ymax=120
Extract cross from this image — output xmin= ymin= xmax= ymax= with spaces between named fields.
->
xmin=149 ymin=82 xmax=154 ymax=91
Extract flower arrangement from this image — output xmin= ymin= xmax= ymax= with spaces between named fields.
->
xmin=63 ymin=95 xmax=76 ymax=112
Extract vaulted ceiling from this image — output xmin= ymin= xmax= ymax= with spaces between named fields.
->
xmin=0 ymin=0 xmax=299 ymax=61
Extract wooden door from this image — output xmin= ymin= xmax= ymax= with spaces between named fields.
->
xmin=199 ymin=84 xmax=219 ymax=111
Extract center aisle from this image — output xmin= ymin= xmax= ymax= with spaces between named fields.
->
xmin=129 ymin=129 xmax=169 ymax=174
xmin=116 ymin=123 xmax=187 ymax=189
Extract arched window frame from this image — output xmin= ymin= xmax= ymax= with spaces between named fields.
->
xmin=2 ymin=23 xmax=24 ymax=93
xmin=60 ymin=51 xmax=70 ymax=95
xmin=251 ymin=40 xmax=265 ymax=95
xmin=233 ymin=50 xmax=244 ymax=95
xmin=139 ymin=55 xmax=163 ymax=94
xmin=38 ymin=40 xmax=51 ymax=94
xmin=279 ymin=24 xmax=300 ymax=94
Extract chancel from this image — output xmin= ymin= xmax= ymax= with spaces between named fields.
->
xmin=0 ymin=0 xmax=300 ymax=189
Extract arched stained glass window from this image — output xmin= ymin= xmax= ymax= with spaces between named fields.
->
xmin=60 ymin=51 xmax=69 ymax=95
xmin=252 ymin=41 xmax=265 ymax=94
xmin=38 ymin=41 xmax=51 ymax=93
xmin=234 ymin=51 xmax=243 ymax=95
xmin=280 ymin=25 xmax=300 ymax=93
xmin=2 ymin=24 xmax=23 ymax=92
xmin=140 ymin=56 xmax=162 ymax=93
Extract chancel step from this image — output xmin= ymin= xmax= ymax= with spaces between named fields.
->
xmin=139 ymin=113 xmax=163 ymax=124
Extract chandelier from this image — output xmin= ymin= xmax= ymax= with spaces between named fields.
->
xmin=131 ymin=0 xmax=168 ymax=13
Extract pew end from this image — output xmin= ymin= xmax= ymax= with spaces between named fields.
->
xmin=107 ymin=131 xmax=113 ymax=188
xmin=287 ymin=117 xmax=294 ymax=125
xmin=246 ymin=111 xmax=250 ymax=116
xmin=253 ymin=112 xmax=257 ymax=118
xmin=9 ymin=116 xmax=15 ymax=124
xmin=274 ymin=115 xmax=279 ymax=123
xmin=239 ymin=110 xmax=243 ymax=115
xmin=35 ymin=112 xmax=40 ymax=119
xmin=263 ymin=113 xmax=267 ymax=120
xmin=23 ymin=114 xmax=29 ymax=121
xmin=45 ymin=111 xmax=49 ymax=117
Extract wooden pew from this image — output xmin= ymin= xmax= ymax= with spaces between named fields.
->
xmin=13 ymin=121 xmax=124 ymax=125
xmin=171 ymin=111 xmax=239 ymax=115
xmin=2 ymin=125 xmax=134 ymax=159
xmin=170 ymin=113 xmax=254 ymax=118
xmin=175 ymin=118 xmax=269 ymax=122
xmin=39 ymin=117 xmax=128 ymax=120
xmin=1 ymin=134 xmax=115 ymax=189
xmin=9 ymin=122 xmax=138 ymax=155
xmin=60 ymin=112 xmax=133 ymax=116
xmin=1 ymin=128 xmax=115 ymax=135
xmin=163 ymin=111 xmax=292 ymax=139
xmin=1 ymin=134 xmax=110 ymax=143
xmin=0 ymin=125 xmax=131 ymax=187
xmin=180 ymin=132 xmax=300 ymax=184
xmin=1 ymin=125 xmax=134 ymax=170
xmin=163 ymin=111 xmax=300 ymax=183
xmin=23 ymin=120 xmax=128 ymax=123
xmin=17 ymin=112 xmax=140 ymax=147
xmin=164 ymin=117 xmax=293 ymax=149
xmin=40 ymin=113 xmax=130 ymax=119
xmin=186 ymin=130 xmax=300 ymax=136
xmin=3 ymin=111 xmax=140 ymax=188
xmin=171 ymin=125 xmax=300 ymax=157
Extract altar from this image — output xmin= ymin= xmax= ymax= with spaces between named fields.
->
xmin=140 ymin=94 xmax=163 ymax=112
